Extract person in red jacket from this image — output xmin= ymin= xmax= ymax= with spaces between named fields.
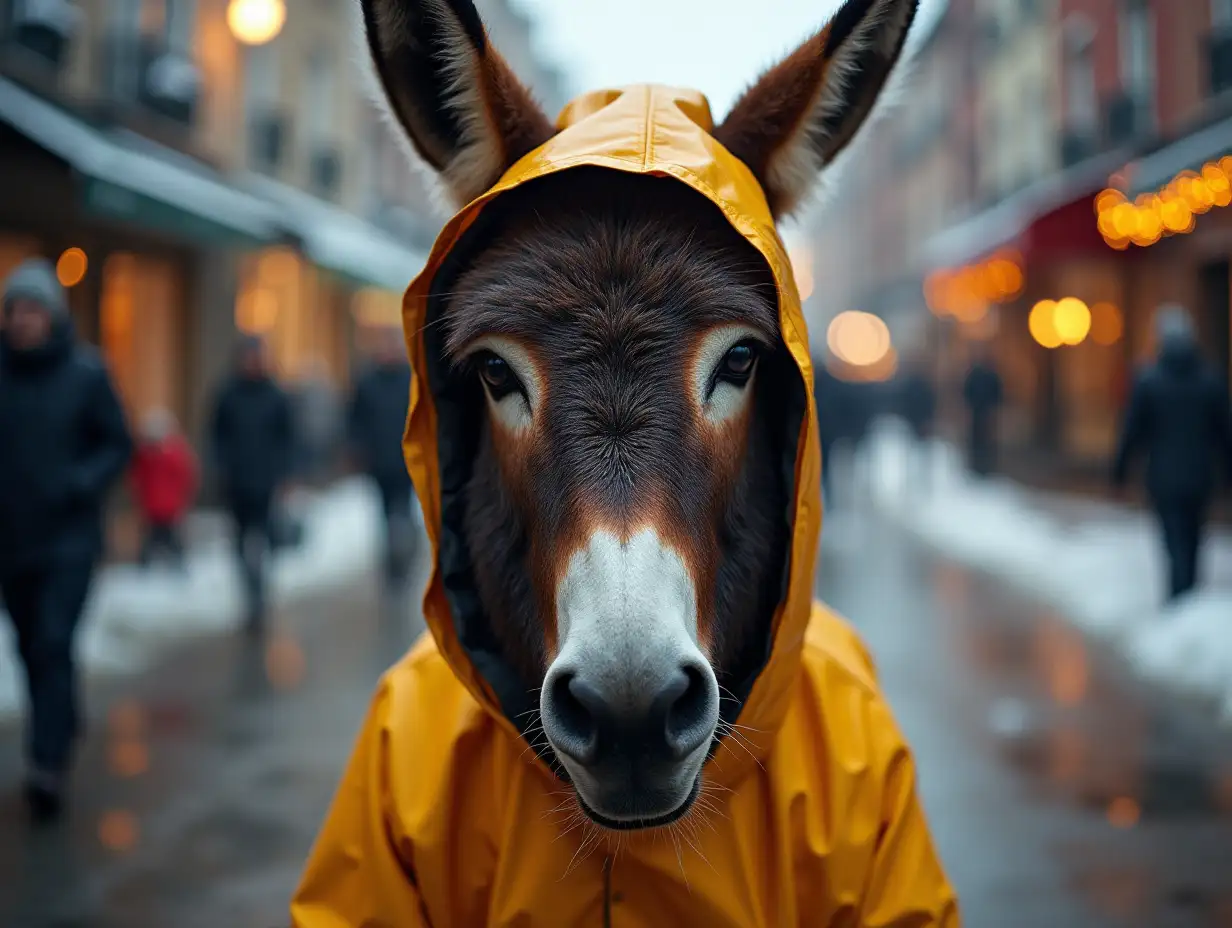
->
xmin=130 ymin=409 xmax=198 ymax=570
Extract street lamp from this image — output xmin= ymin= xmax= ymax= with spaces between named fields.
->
xmin=227 ymin=0 xmax=286 ymax=46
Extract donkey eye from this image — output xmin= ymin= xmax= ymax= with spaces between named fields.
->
xmin=474 ymin=350 xmax=523 ymax=400
xmin=717 ymin=341 xmax=759 ymax=385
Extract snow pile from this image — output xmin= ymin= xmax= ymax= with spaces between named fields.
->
xmin=0 ymin=478 xmax=384 ymax=720
xmin=865 ymin=419 xmax=1232 ymax=718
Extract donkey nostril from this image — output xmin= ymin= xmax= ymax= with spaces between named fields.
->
xmin=546 ymin=672 xmax=602 ymax=765
xmin=662 ymin=665 xmax=717 ymax=761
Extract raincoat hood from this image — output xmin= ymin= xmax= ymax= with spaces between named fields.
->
xmin=294 ymin=85 xmax=957 ymax=928
xmin=402 ymin=85 xmax=820 ymax=784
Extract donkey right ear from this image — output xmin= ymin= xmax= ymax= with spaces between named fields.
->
xmin=359 ymin=0 xmax=556 ymax=209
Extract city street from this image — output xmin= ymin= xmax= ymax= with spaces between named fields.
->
xmin=2 ymin=515 xmax=1232 ymax=928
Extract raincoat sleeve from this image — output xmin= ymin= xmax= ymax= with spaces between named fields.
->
xmin=290 ymin=679 xmax=432 ymax=928
xmin=857 ymin=695 xmax=961 ymax=927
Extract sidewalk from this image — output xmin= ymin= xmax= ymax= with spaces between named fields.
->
xmin=863 ymin=420 xmax=1232 ymax=721
xmin=0 ymin=478 xmax=386 ymax=721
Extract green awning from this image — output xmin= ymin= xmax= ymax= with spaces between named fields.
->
xmin=0 ymin=77 xmax=283 ymax=247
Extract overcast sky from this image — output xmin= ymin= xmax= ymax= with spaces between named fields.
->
xmin=510 ymin=0 xmax=945 ymax=119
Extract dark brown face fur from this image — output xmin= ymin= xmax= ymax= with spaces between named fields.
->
xmin=441 ymin=168 xmax=793 ymax=698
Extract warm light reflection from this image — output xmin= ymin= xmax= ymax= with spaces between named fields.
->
xmin=1090 ymin=302 xmax=1123 ymax=346
xmin=265 ymin=633 xmax=306 ymax=691
xmin=1106 ymin=796 xmax=1140 ymax=829
xmin=56 ymin=247 xmax=88 ymax=288
xmin=1029 ymin=300 xmax=1061 ymax=348
xmin=98 ymin=809 xmax=140 ymax=852
xmin=108 ymin=739 xmax=150 ymax=778
xmin=108 ymin=699 xmax=147 ymax=739
xmin=227 ymin=0 xmax=285 ymax=45
xmin=826 ymin=310 xmax=891 ymax=367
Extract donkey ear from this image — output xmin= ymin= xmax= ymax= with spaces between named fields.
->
xmin=715 ymin=0 xmax=919 ymax=218
xmin=359 ymin=0 xmax=556 ymax=208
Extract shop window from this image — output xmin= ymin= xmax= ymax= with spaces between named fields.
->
xmin=236 ymin=247 xmax=350 ymax=386
xmin=101 ymin=252 xmax=184 ymax=424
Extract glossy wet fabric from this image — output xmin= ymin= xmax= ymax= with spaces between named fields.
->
xmin=292 ymin=85 xmax=958 ymax=927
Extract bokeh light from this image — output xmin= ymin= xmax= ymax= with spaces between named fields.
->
xmin=98 ymin=810 xmax=140 ymax=852
xmin=788 ymin=243 xmax=814 ymax=302
xmin=1096 ymin=158 xmax=1232 ymax=249
xmin=1090 ymin=302 xmax=1123 ymax=346
xmin=1029 ymin=300 xmax=1061 ymax=349
xmin=1106 ymin=797 xmax=1140 ymax=829
xmin=827 ymin=310 xmax=891 ymax=367
xmin=56 ymin=247 xmax=88 ymax=288
xmin=227 ymin=0 xmax=286 ymax=45
xmin=1053 ymin=297 xmax=1091 ymax=346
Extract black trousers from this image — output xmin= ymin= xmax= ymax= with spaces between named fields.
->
xmin=228 ymin=491 xmax=274 ymax=622
xmin=139 ymin=520 xmax=185 ymax=569
xmin=0 ymin=560 xmax=94 ymax=773
xmin=377 ymin=479 xmax=414 ymax=582
xmin=1153 ymin=497 xmax=1208 ymax=602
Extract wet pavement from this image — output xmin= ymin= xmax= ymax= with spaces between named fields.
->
xmin=1 ymin=514 xmax=1231 ymax=926
xmin=819 ymin=510 xmax=1232 ymax=928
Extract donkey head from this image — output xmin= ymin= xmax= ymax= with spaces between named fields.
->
xmin=361 ymin=0 xmax=918 ymax=829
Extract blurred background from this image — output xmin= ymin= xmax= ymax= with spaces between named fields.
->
xmin=1 ymin=1 xmax=1232 ymax=926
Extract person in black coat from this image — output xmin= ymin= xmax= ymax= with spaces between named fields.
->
xmin=893 ymin=358 xmax=938 ymax=491
xmin=1113 ymin=305 xmax=1232 ymax=602
xmin=348 ymin=327 xmax=416 ymax=585
xmin=0 ymin=258 xmax=132 ymax=820
xmin=209 ymin=335 xmax=295 ymax=630
xmin=962 ymin=348 xmax=1004 ymax=478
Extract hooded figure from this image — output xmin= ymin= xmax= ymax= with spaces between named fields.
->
xmin=1114 ymin=304 xmax=1232 ymax=601
xmin=293 ymin=1 xmax=956 ymax=924
xmin=0 ymin=257 xmax=132 ymax=819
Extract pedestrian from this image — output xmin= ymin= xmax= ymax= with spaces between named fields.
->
xmin=1113 ymin=304 xmax=1232 ymax=602
xmin=348 ymin=326 xmax=416 ymax=586
xmin=209 ymin=335 xmax=295 ymax=632
xmin=962 ymin=346 xmax=1003 ymax=477
xmin=130 ymin=408 xmax=198 ymax=571
xmin=0 ymin=257 xmax=132 ymax=821
xmin=813 ymin=356 xmax=844 ymax=505
xmin=894 ymin=356 xmax=938 ymax=492
xmin=292 ymin=358 xmax=341 ymax=486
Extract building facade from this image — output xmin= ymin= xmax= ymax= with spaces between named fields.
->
xmin=0 ymin=0 xmax=566 ymax=444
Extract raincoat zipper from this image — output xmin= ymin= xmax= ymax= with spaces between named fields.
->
xmin=602 ymin=855 xmax=613 ymax=928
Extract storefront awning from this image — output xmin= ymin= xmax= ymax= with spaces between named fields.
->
xmin=0 ymin=77 xmax=283 ymax=245
xmin=244 ymin=174 xmax=428 ymax=293
xmin=1128 ymin=113 xmax=1232 ymax=196
xmin=922 ymin=151 xmax=1127 ymax=269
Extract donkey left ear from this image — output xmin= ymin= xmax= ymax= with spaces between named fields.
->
xmin=715 ymin=0 xmax=919 ymax=219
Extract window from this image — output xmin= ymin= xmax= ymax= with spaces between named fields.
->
xmin=1065 ymin=16 xmax=1097 ymax=134
xmin=1215 ymin=0 xmax=1232 ymax=30
xmin=165 ymin=0 xmax=196 ymax=55
xmin=302 ymin=48 xmax=335 ymax=146
xmin=1120 ymin=0 xmax=1155 ymax=119
xmin=245 ymin=41 xmax=280 ymax=112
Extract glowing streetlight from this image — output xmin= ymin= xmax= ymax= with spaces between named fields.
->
xmin=227 ymin=0 xmax=286 ymax=46
xmin=1029 ymin=300 xmax=1061 ymax=349
xmin=1053 ymin=297 xmax=1091 ymax=345
xmin=56 ymin=247 xmax=88 ymax=287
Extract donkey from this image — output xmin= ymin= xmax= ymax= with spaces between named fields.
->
xmin=359 ymin=0 xmax=919 ymax=830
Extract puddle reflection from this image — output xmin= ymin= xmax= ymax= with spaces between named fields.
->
xmin=97 ymin=809 xmax=139 ymax=853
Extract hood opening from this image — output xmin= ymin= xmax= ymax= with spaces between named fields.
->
xmin=419 ymin=166 xmax=808 ymax=770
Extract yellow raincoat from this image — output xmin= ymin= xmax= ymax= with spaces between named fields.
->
xmin=292 ymin=85 xmax=959 ymax=927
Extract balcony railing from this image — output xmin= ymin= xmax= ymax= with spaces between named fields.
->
xmin=102 ymin=31 xmax=201 ymax=124
xmin=3 ymin=0 xmax=79 ymax=74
